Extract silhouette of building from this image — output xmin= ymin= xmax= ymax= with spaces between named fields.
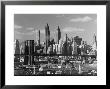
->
xmin=14 ymin=39 xmax=20 ymax=62
xmin=62 ymin=34 xmax=68 ymax=55
xmin=56 ymin=26 xmax=61 ymax=44
xmin=15 ymin=39 xmax=20 ymax=54
xmin=45 ymin=23 xmax=50 ymax=53
xmin=38 ymin=30 xmax=40 ymax=45
xmin=93 ymin=33 xmax=97 ymax=49
xmin=66 ymin=34 xmax=68 ymax=43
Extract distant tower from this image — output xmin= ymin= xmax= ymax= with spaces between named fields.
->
xmin=20 ymin=42 xmax=25 ymax=54
xmin=24 ymin=40 xmax=34 ymax=65
xmin=66 ymin=34 xmax=68 ymax=43
xmin=92 ymin=33 xmax=97 ymax=51
xmin=38 ymin=30 xmax=40 ymax=45
xmin=34 ymin=28 xmax=38 ymax=43
xmin=62 ymin=34 xmax=68 ymax=55
xmin=14 ymin=39 xmax=20 ymax=62
xmin=15 ymin=39 xmax=20 ymax=54
xmin=93 ymin=33 xmax=97 ymax=47
xmin=56 ymin=26 xmax=61 ymax=44
xmin=45 ymin=23 xmax=50 ymax=53
xmin=72 ymin=39 xmax=77 ymax=55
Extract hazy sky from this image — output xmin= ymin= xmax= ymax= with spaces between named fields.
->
xmin=14 ymin=14 xmax=97 ymax=45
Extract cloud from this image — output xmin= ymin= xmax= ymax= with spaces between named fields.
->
xmin=14 ymin=24 xmax=22 ymax=29
xmin=15 ymin=30 xmax=35 ymax=35
xmin=62 ymin=27 xmax=85 ymax=32
xmin=25 ymin=31 xmax=35 ymax=35
xmin=70 ymin=16 xmax=93 ymax=22
xmin=26 ymin=27 xmax=34 ymax=31
xmin=15 ymin=30 xmax=24 ymax=35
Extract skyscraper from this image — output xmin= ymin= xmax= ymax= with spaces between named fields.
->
xmin=56 ymin=26 xmax=61 ymax=44
xmin=38 ymin=30 xmax=40 ymax=45
xmin=93 ymin=33 xmax=97 ymax=48
xmin=66 ymin=34 xmax=68 ymax=43
xmin=62 ymin=34 xmax=68 ymax=55
xmin=45 ymin=23 xmax=50 ymax=53
xmin=92 ymin=34 xmax=97 ymax=55
xmin=14 ymin=39 xmax=20 ymax=62
xmin=72 ymin=39 xmax=77 ymax=55
xmin=20 ymin=42 xmax=25 ymax=54
xmin=15 ymin=39 xmax=20 ymax=54
xmin=24 ymin=40 xmax=35 ymax=65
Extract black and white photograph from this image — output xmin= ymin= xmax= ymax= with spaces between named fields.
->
xmin=4 ymin=4 xmax=106 ymax=85
xmin=14 ymin=14 xmax=97 ymax=76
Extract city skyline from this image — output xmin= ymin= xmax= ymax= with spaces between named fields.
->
xmin=14 ymin=14 xmax=97 ymax=76
xmin=14 ymin=14 xmax=97 ymax=45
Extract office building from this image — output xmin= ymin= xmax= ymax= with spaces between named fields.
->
xmin=14 ymin=39 xmax=20 ymax=62
xmin=24 ymin=40 xmax=35 ymax=65
xmin=38 ymin=30 xmax=40 ymax=45
xmin=45 ymin=23 xmax=50 ymax=53
xmin=72 ymin=39 xmax=77 ymax=55
xmin=15 ymin=39 xmax=20 ymax=54
xmin=56 ymin=26 xmax=61 ymax=44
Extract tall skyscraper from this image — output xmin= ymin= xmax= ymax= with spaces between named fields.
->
xmin=14 ymin=39 xmax=20 ymax=62
xmin=92 ymin=34 xmax=97 ymax=53
xmin=35 ymin=29 xmax=40 ymax=45
xmin=56 ymin=26 xmax=61 ymax=44
xmin=66 ymin=34 xmax=68 ymax=43
xmin=62 ymin=34 xmax=68 ymax=55
xmin=72 ymin=39 xmax=77 ymax=55
xmin=24 ymin=40 xmax=35 ymax=65
xmin=45 ymin=23 xmax=50 ymax=53
xmin=15 ymin=39 xmax=20 ymax=54
xmin=38 ymin=30 xmax=40 ymax=45
xmin=33 ymin=28 xmax=37 ymax=43
xmin=93 ymin=33 xmax=97 ymax=48
xmin=58 ymin=39 xmax=63 ymax=54
xmin=20 ymin=42 xmax=25 ymax=54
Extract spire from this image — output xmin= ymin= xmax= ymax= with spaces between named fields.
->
xmin=92 ymin=33 xmax=97 ymax=51
xmin=66 ymin=34 xmax=68 ymax=42
xmin=45 ymin=23 xmax=49 ymax=29
xmin=57 ymin=26 xmax=61 ymax=44
xmin=46 ymin=23 xmax=49 ymax=28
xmin=38 ymin=30 xmax=40 ymax=45
xmin=57 ymin=26 xmax=60 ymax=30
xmin=45 ymin=23 xmax=50 ymax=53
xmin=93 ymin=33 xmax=97 ymax=46
xmin=93 ymin=33 xmax=96 ymax=42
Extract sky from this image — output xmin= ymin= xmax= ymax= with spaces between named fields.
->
xmin=14 ymin=14 xmax=97 ymax=45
